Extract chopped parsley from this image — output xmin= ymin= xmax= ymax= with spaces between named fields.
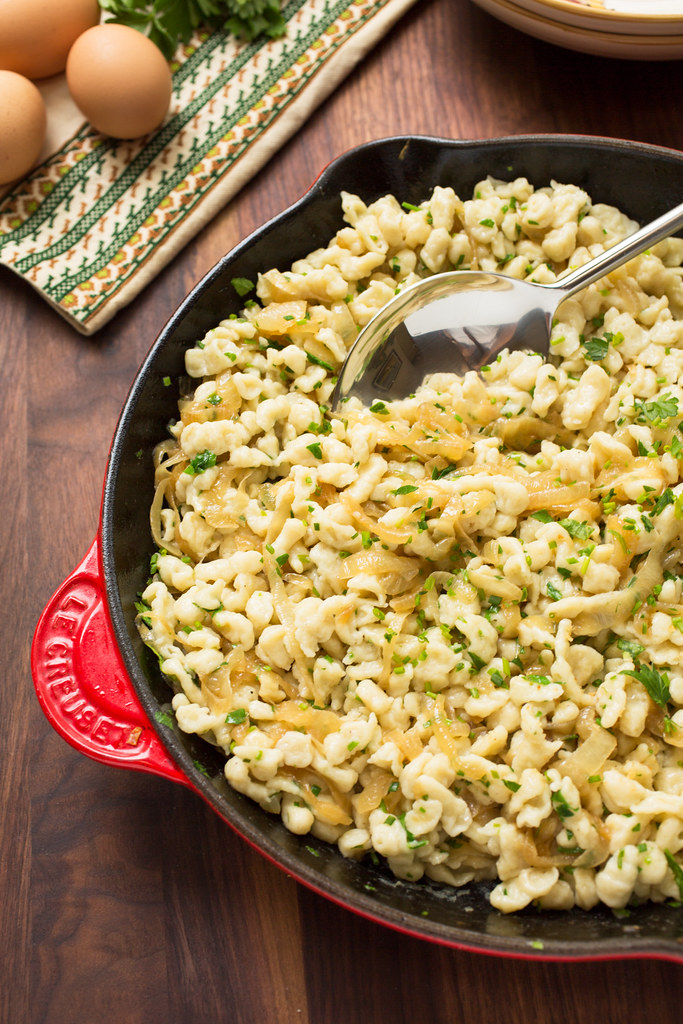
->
xmin=225 ymin=708 xmax=248 ymax=725
xmin=184 ymin=449 xmax=217 ymax=475
xmin=664 ymin=850 xmax=683 ymax=900
xmin=551 ymin=790 xmax=577 ymax=820
xmin=305 ymin=351 xmax=335 ymax=373
xmin=231 ymin=276 xmax=255 ymax=296
xmin=616 ymin=637 xmax=645 ymax=659
xmin=558 ymin=518 xmax=592 ymax=540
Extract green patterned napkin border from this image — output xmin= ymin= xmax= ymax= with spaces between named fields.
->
xmin=0 ymin=0 xmax=417 ymax=334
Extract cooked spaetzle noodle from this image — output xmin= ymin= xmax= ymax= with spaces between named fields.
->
xmin=137 ymin=177 xmax=683 ymax=912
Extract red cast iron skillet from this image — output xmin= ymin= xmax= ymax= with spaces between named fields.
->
xmin=32 ymin=135 xmax=683 ymax=962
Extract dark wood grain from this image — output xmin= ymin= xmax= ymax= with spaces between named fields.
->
xmin=3 ymin=2 xmax=683 ymax=1021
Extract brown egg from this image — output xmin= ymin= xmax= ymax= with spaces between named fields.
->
xmin=66 ymin=24 xmax=173 ymax=140
xmin=0 ymin=71 xmax=47 ymax=184
xmin=0 ymin=0 xmax=100 ymax=80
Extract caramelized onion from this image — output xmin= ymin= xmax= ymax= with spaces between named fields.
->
xmin=338 ymin=549 xmax=421 ymax=594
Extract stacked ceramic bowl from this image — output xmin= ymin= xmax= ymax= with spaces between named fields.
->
xmin=471 ymin=0 xmax=683 ymax=59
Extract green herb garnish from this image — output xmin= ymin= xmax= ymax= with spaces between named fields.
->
xmin=468 ymin=651 xmax=486 ymax=672
xmin=100 ymin=0 xmax=286 ymax=59
xmin=184 ymin=449 xmax=217 ymax=474
xmin=634 ymin=395 xmax=679 ymax=426
xmin=582 ymin=337 xmax=610 ymax=362
xmin=664 ymin=850 xmax=683 ymax=900
xmin=230 ymin=275 xmax=255 ymax=296
xmin=616 ymin=637 xmax=645 ymax=659
xmin=558 ymin=518 xmax=592 ymax=540
xmin=623 ymin=664 xmax=670 ymax=707
xmin=305 ymin=351 xmax=335 ymax=373
xmin=551 ymin=790 xmax=577 ymax=820
xmin=225 ymin=707 xmax=248 ymax=725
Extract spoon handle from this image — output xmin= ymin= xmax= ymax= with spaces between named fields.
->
xmin=550 ymin=200 xmax=683 ymax=300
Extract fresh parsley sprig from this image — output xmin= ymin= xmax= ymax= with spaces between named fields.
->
xmin=623 ymin=663 xmax=671 ymax=708
xmin=582 ymin=336 xmax=609 ymax=362
xmin=99 ymin=0 xmax=286 ymax=59
xmin=634 ymin=394 xmax=680 ymax=428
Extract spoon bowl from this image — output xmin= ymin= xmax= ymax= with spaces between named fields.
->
xmin=333 ymin=199 xmax=683 ymax=408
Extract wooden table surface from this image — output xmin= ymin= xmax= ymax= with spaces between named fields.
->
xmin=3 ymin=1 xmax=683 ymax=1021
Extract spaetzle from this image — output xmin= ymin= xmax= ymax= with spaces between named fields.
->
xmin=136 ymin=176 xmax=683 ymax=912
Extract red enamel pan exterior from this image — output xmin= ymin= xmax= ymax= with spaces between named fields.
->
xmin=32 ymin=538 xmax=189 ymax=786
xmin=32 ymin=135 xmax=683 ymax=962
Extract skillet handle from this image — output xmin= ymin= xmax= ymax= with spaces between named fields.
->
xmin=31 ymin=537 xmax=191 ymax=787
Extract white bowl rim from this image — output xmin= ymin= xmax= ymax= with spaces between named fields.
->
xmin=514 ymin=0 xmax=683 ymax=24
xmin=476 ymin=0 xmax=683 ymax=45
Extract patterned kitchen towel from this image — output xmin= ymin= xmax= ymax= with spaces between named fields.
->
xmin=0 ymin=0 xmax=417 ymax=335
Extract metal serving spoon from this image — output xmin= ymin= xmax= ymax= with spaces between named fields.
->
xmin=332 ymin=200 xmax=683 ymax=409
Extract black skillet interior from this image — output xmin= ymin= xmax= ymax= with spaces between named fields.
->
xmin=102 ymin=135 xmax=683 ymax=960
